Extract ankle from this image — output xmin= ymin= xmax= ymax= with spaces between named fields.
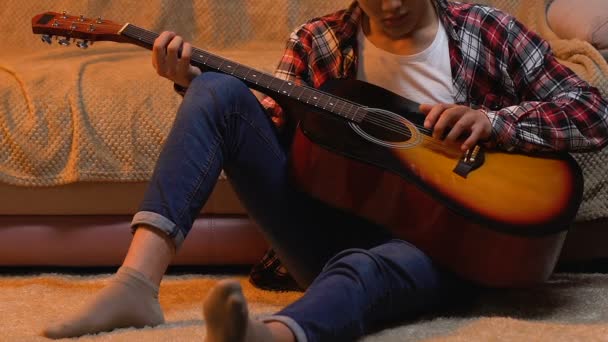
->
xmin=115 ymin=266 xmax=160 ymax=296
xmin=265 ymin=321 xmax=297 ymax=342
xmin=122 ymin=224 xmax=176 ymax=285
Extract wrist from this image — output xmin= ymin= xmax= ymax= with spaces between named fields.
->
xmin=478 ymin=107 xmax=499 ymax=147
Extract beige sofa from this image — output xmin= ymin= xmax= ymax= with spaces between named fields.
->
xmin=0 ymin=0 xmax=607 ymax=270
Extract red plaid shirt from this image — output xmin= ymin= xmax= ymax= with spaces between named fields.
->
xmin=260 ymin=0 xmax=608 ymax=153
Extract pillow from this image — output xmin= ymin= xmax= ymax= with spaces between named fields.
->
xmin=547 ymin=0 xmax=608 ymax=50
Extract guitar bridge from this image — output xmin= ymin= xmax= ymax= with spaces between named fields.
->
xmin=453 ymin=145 xmax=485 ymax=178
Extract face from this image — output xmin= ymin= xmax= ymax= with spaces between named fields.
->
xmin=357 ymin=0 xmax=435 ymax=39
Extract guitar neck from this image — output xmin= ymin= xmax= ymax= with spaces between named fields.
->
xmin=119 ymin=23 xmax=365 ymax=123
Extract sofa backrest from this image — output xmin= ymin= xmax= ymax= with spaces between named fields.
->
xmin=7 ymin=0 xmax=352 ymax=55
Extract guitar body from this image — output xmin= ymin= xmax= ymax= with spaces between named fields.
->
xmin=289 ymin=79 xmax=583 ymax=288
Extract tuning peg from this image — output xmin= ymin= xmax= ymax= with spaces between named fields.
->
xmin=58 ymin=37 xmax=71 ymax=46
xmin=76 ymin=40 xmax=89 ymax=49
xmin=41 ymin=34 xmax=52 ymax=44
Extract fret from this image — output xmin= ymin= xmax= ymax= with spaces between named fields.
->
xmin=265 ymin=75 xmax=280 ymax=92
xmin=196 ymin=52 xmax=206 ymax=65
xmin=311 ymin=92 xmax=321 ymax=106
xmin=192 ymin=49 xmax=209 ymax=65
xmin=276 ymin=80 xmax=286 ymax=95
xmin=301 ymin=88 xmax=316 ymax=105
xmin=249 ymin=70 xmax=261 ymax=84
xmin=293 ymin=85 xmax=306 ymax=100
xmin=278 ymin=81 xmax=296 ymax=97
xmin=353 ymin=106 xmax=365 ymax=122
xmin=216 ymin=59 xmax=225 ymax=71
xmin=255 ymin=73 xmax=267 ymax=87
xmin=310 ymin=90 xmax=321 ymax=105
xmin=126 ymin=26 xmax=152 ymax=45
xmin=321 ymin=95 xmax=335 ymax=111
xmin=243 ymin=69 xmax=252 ymax=81
xmin=223 ymin=62 xmax=235 ymax=75
xmin=334 ymin=99 xmax=347 ymax=119
xmin=345 ymin=101 xmax=356 ymax=120
xmin=347 ymin=102 xmax=356 ymax=120
xmin=300 ymin=88 xmax=314 ymax=104
xmin=194 ymin=50 xmax=211 ymax=66
xmin=331 ymin=99 xmax=347 ymax=119
xmin=233 ymin=65 xmax=250 ymax=79
xmin=204 ymin=53 xmax=220 ymax=69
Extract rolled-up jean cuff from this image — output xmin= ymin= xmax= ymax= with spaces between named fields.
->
xmin=131 ymin=211 xmax=185 ymax=249
xmin=262 ymin=315 xmax=308 ymax=342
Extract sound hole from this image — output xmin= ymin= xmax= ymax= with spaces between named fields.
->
xmin=349 ymin=108 xmax=422 ymax=149
xmin=358 ymin=115 xmax=412 ymax=143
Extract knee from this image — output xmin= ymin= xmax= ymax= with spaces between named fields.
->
xmin=322 ymin=249 xmax=381 ymax=281
xmin=322 ymin=241 xmax=440 ymax=288
xmin=187 ymin=72 xmax=252 ymax=102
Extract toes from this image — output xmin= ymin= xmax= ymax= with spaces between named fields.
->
xmin=218 ymin=279 xmax=243 ymax=293
xmin=227 ymin=293 xmax=247 ymax=316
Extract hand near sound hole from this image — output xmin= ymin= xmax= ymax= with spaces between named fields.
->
xmin=152 ymin=31 xmax=202 ymax=88
xmin=420 ymin=103 xmax=492 ymax=152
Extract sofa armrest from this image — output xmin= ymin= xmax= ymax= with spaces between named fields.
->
xmin=547 ymin=0 xmax=608 ymax=50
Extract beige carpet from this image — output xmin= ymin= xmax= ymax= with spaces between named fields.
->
xmin=2 ymin=272 xmax=608 ymax=341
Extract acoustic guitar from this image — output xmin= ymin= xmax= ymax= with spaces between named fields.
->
xmin=32 ymin=12 xmax=584 ymax=287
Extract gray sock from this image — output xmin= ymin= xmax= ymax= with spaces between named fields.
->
xmin=42 ymin=266 xmax=164 ymax=339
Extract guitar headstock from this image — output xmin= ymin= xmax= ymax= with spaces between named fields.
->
xmin=32 ymin=11 xmax=126 ymax=48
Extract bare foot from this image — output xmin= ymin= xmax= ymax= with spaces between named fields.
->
xmin=202 ymin=279 xmax=274 ymax=342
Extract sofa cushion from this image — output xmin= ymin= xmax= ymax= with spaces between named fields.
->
xmin=547 ymin=0 xmax=608 ymax=50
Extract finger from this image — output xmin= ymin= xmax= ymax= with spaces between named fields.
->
xmin=444 ymin=114 xmax=475 ymax=143
xmin=433 ymin=105 xmax=463 ymax=140
xmin=423 ymin=103 xmax=449 ymax=130
xmin=152 ymin=31 xmax=176 ymax=75
xmin=166 ymin=35 xmax=184 ymax=78
xmin=461 ymin=126 xmax=482 ymax=151
xmin=178 ymin=42 xmax=193 ymax=76
xmin=419 ymin=103 xmax=434 ymax=115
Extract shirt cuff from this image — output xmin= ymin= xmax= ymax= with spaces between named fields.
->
xmin=173 ymin=83 xmax=188 ymax=97
xmin=480 ymin=108 xmax=500 ymax=149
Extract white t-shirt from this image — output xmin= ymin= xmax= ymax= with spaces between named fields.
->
xmin=356 ymin=19 xmax=455 ymax=105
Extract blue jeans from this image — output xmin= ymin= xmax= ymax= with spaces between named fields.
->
xmin=132 ymin=72 xmax=468 ymax=341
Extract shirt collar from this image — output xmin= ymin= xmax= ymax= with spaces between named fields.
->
xmin=336 ymin=0 xmax=460 ymax=44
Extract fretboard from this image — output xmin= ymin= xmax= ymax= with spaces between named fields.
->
xmin=120 ymin=23 xmax=366 ymax=123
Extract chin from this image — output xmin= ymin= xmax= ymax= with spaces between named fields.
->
xmin=383 ymin=28 xmax=410 ymax=39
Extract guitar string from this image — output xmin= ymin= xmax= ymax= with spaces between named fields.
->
xmin=126 ymin=26 xmax=466 ymax=152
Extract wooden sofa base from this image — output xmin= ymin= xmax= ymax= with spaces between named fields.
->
xmin=0 ymin=215 xmax=268 ymax=267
